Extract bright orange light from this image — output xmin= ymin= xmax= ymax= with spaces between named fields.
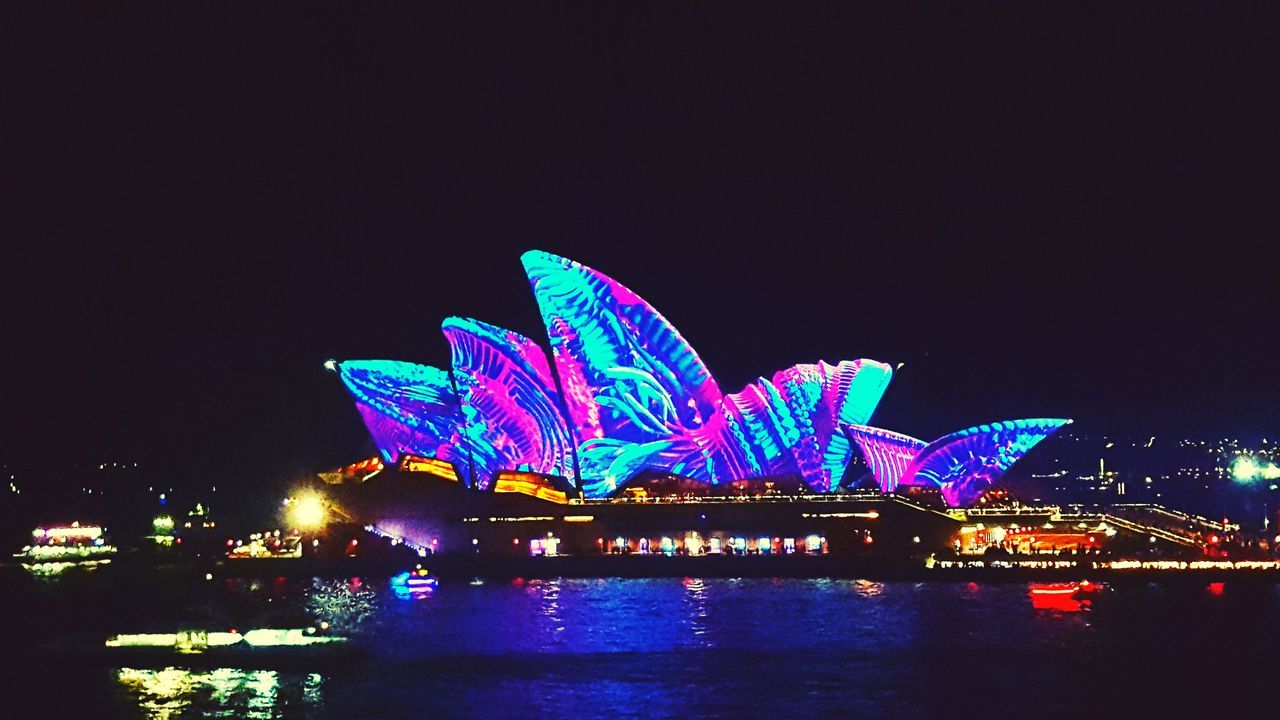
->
xmin=494 ymin=474 xmax=568 ymax=504
xmin=400 ymin=456 xmax=459 ymax=481
xmin=286 ymin=493 xmax=326 ymax=529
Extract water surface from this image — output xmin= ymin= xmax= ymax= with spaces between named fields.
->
xmin=7 ymin=570 xmax=1278 ymax=718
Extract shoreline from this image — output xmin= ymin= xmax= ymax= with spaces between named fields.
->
xmin=209 ymin=554 xmax=1280 ymax=585
xmin=9 ymin=554 xmax=1279 ymax=585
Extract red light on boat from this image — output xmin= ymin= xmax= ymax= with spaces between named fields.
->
xmin=1030 ymin=586 xmax=1077 ymax=595
xmin=1029 ymin=583 xmax=1087 ymax=611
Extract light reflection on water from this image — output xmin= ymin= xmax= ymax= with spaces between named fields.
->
xmin=531 ymin=577 xmax=567 ymax=638
xmin=850 ymin=578 xmax=885 ymax=598
xmin=305 ymin=577 xmax=380 ymax=632
xmin=682 ymin=577 xmax=710 ymax=645
xmin=82 ymin=577 xmax=1280 ymax=718
xmin=115 ymin=667 xmax=322 ymax=719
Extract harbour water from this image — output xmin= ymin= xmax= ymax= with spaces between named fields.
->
xmin=7 ymin=567 xmax=1279 ymax=717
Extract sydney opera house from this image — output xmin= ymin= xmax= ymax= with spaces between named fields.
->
xmin=323 ymin=251 xmax=1070 ymax=558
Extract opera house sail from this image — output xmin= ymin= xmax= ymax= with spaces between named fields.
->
xmin=442 ymin=316 xmax=577 ymax=490
xmin=333 ymin=250 xmax=1067 ymax=507
xmin=846 ymin=419 xmax=1071 ymax=507
xmin=336 ymin=361 xmax=473 ymax=485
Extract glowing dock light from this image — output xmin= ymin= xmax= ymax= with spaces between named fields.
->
xmin=285 ymin=493 xmax=327 ymax=530
xmin=153 ymin=515 xmax=175 ymax=534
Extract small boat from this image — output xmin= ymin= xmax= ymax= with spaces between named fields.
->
xmin=391 ymin=565 xmax=438 ymax=595
xmin=50 ymin=627 xmax=357 ymax=668
xmin=1029 ymin=580 xmax=1106 ymax=610
xmin=1029 ymin=580 xmax=1103 ymax=598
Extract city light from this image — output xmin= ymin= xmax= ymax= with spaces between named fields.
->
xmin=285 ymin=492 xmax=327 ymax=529
xmin=1232 ymin=456 xmax=1262 ymax=482
xmin=152 ymin=515 xmax=175 ymax=534
xmin=1232 ymin=455 xmax=1259 ymax=480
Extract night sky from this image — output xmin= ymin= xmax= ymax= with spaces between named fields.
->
xmin=5 ymin=4 xmax=1279 ymax=491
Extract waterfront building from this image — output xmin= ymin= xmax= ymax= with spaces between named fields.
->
xmin=331 ymin=251 xmax=1067 ymax=511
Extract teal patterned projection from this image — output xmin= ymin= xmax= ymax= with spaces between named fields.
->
xmin=521 ymin=250 xmax=724 ymax=439
xmin=847 ymin=419 xmax=1071 ymax=506
xmin=716 ymin=360 xmax=894 ymax=493
xmin=442 ymin=317 xmax=576 ymax=490
xmin=337 ymin=360 xmax=473 ymax=486
xmin=522 ymin=250 xmax=892 ymax=494
xmin=333 ymin=250 xmax=1067 ymax=506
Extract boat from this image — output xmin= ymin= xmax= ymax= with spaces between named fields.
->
xmin=49 ymin=627 xmax=358 ymax=669
xmin=1028 ymin=580 xmax=1106 ymax=610
xmin=226 ymin=531 xmax=304 ymax=559
xmin=1029 ymin=580 xmax=1104 ymax=599
xmin=391 ymin=565 xmax=438 ymax=595
xmin=16 ymin=522 xmax=117 ymax=571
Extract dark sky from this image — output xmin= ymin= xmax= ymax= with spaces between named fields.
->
xmin=4 ymin=4 xmax=1279 ymax=487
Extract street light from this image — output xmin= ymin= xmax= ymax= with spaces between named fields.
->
xmin=286 ymin=492 xmax=327 ymax=530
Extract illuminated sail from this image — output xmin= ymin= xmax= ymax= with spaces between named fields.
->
xmin=522 ymin=250 xmax=894 ymax=493
xmin=905 ymin=418 xmax=1071 ymax=507
xmin=845 ymin=425 xmax=928 ymax=493
xmin=522 ymin=250 xmax=724 ymax=492
xmin=849 ymin=419 xmax=1070 ymax=505
xmin=443 ymin=317 xmax=576 ymax=490
xmin=336 ymin=360 xmax=472 ymax=486
xmin=718 ymin=360 xmax=894 ymax=492
xmin=330 ymin=250 xmax=1064 ymax=504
